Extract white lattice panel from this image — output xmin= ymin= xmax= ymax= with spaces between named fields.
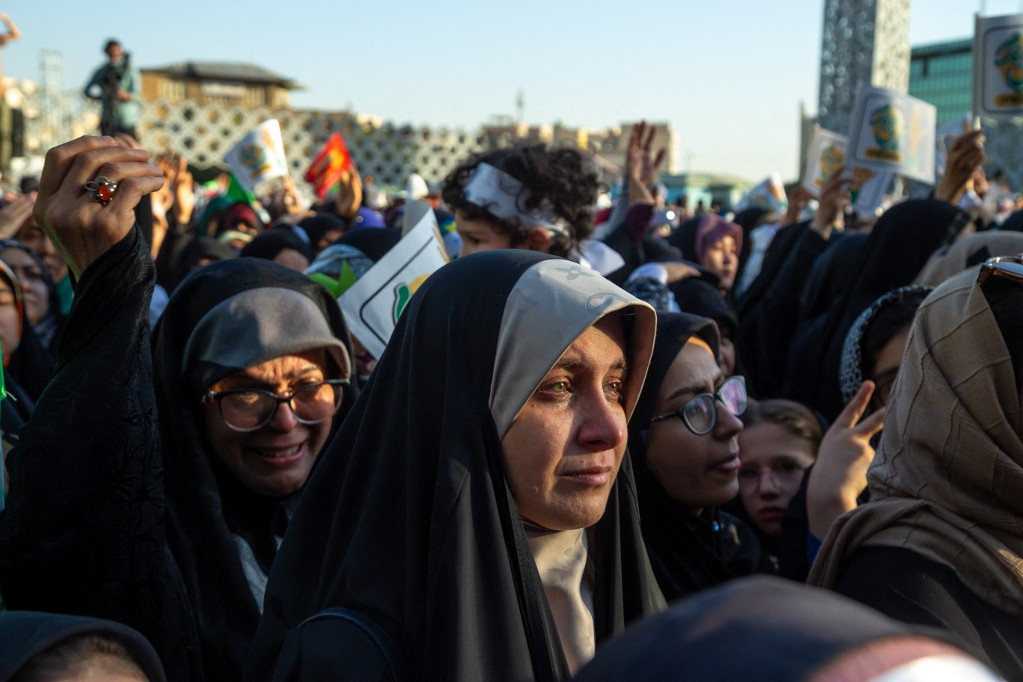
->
xmin=137 ymin=99 xmax=487 ymax=188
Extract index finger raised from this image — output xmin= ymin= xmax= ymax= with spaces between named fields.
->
xmin=835 ymin=380 xmax=875 ymax=428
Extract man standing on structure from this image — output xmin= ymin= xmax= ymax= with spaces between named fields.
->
xmin=84 ymin=39 xmax=140 ymax=137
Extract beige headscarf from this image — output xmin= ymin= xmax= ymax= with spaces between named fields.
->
xmin=914 ymin=231 xmax=1023 ymax=288
xmin=809 ymin=266 xmax=1023 ymax=612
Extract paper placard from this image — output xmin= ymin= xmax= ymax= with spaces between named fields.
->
xmin=224 ymin=119 xmax=288 ymax=194
xmin=339 ymin=214 xmax=449 ymax=359
xmin=847 ymin=85 xmax=936 ymax=184
xmin=802 ymin=127 xmax=848 ymax=194
xmin=846 ymin=167 xmax=894 ymax=217
xmin=934 ymin=117 xmax=971 ymax=182
xmin=973 ymin=13 xmax=1023 ymax=119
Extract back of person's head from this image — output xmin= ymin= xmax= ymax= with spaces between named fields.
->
xmin=742 ymin=399 xmax=823 ymax=450
xmin=18 ymin=177 xmax=39 ymax=195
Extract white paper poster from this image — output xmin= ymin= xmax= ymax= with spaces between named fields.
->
xmin=224 ymin=119 xmax=289 ymax=194
xmin=339 ymin=213 xmax=449 ymax=359
xmin=802 ymin=127 xmax=848 ymax=194
xmin=847 ymin=85 xmax=936 ymax=184
xmin=848 ymin=167 xmax=895 ymax=217
xmin=973 ymin=13 xmax=1023 ymax=119
xmin=934 ymin=117 xmax=971 ymax=182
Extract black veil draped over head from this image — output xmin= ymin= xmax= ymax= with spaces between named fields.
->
xmin=575 ymin=576 xmax=978 ymax=682
xmin=247 ymin=250 xmax=664 ymax=682
xmin=628 ymin=313 xmax=758 ymax=600
xmin=784 ymin=199 xmax=970 ymax=419
xmin=0 ymin=610 xmax=167 ymax=682
xmin=151 ymin=257 xmax=357 ymax=679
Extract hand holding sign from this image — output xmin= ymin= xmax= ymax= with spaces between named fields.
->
xmin=811 ymin=167 xmax=849 ymax=239
xmin=934 ymin=130 xmax=986 ymax=204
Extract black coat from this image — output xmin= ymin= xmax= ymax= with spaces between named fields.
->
xmin=0 ymin=228 xmax=200 ymax=680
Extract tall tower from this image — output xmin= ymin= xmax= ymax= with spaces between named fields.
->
xmin=817 ymin=0 xmax=912 ymax=133
xmin=40 ymin=49 xmax=68 ymax=150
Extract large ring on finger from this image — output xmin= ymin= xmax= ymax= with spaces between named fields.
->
xmin=83 ymin=175 xmax=117 ymax=206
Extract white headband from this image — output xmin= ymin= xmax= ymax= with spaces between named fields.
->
xmin=462 ymin=162 xmax=570 ymax=238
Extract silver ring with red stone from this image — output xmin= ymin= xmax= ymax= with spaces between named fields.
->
xmin=84 ymin=175 xmax=117 ymax=206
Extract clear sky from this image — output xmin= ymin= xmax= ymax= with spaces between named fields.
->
xmin=3 ymin=0 xmax=1020 ymax=182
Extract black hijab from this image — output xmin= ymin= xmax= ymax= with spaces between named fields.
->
xmin=169 ymin=236 xmax=236 ymax=292
xmin=240 ymin=228 xmax=312 ymax=263
xmin=575 ymin=576 xmax=979 ymax=682
xmin=785 ymin=200 xmax=970 ymax=419
xmin=628 ymin=313 xmax=760 ymax=602
xmin=0 ymin=610 xmax=167 ymax=682
xmin=247 ymin=250 xmax=664 ymax=681
xmin=151 ymin=257 xmax=357 ymax=680
xmin=336 ymin=227 xmax=401 ymax=262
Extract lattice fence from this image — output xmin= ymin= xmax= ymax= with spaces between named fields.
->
xmin=137 ymin=99 xmax=488 ymax=188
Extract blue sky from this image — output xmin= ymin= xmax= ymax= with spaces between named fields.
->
xmin=3 ymin=0 xmax=1020 ymax=181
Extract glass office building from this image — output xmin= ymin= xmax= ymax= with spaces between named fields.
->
xmin=908 ymin=38 xmax=973 ymax=126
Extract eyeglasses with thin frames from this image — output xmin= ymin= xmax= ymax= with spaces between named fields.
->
xmin=203 ymin=379 xmax=349 ymax=432
xmin=649 ymin=375 xmax=747 ymax=436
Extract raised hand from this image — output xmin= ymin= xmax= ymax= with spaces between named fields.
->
xmin=807 ymin=381 xmax=886 ymax=539
xmin=33 ymin=136 xmax=164 ymax=278
xmin=173 ymin=156 xmax=195 ymax=224
xmin=781 ymin=186 xmax=813 ymax=228
xmin=811 ymin=165 xmax=850 ymax=239
xmin=934 ymin=129 xmax=986 ymax=205
xmin=334 ymin=167 xmax=362 ymax=219
xmin=626 ymin=121 xmax=665 ymax=206
xmin=0 ymin=193 xmax=33 ymax=239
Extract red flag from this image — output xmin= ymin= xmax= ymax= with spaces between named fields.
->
xmin=304 ymin=133 xmax=354 ymax=199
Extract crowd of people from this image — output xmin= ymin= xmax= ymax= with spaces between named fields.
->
xmin=0 ymin=103 xmax=1018 ymax=681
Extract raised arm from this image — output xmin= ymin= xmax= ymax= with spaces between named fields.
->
xmin=33 ymin=136 xmax=163 ymax=278
xmin=0 ymin=13 xmax=20 ymax=45
xmin=0 ymin=137 xmax=199 ymax=679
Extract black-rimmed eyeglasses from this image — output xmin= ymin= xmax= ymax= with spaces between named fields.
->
xmin=649 ymin=375 xmax=747 ymax=436
xmin=203 ymin=379 xmax=349 ymax=432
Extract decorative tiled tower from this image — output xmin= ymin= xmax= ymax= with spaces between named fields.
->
xmin=818 ymin=0 xmax=912 ymax=134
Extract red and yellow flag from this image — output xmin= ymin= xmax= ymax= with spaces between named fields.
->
xmin=304 ymin=133 xmax=354 ymax=199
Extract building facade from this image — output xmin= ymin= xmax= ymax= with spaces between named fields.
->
xmin=908 ymin=38 xmax=972 ymax=126
xmin=140 ymin=62 xmax=299 ymax=109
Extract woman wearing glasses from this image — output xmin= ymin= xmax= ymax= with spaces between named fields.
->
xmin=809 ymin=260 xmax=1023 ymax=680
xmin=150 ymin=256 xmax=355 ymax=679
xmin=627 ymin=312 xmax=761 ymax=602
xmin=0 ymin=137 xmax=356 ymax=681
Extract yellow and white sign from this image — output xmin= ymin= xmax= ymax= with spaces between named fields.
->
xmin=973 ymin=13 xmax=1023 ymax=118
xmin=847 ymin=85 xmax=936 ymax=184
